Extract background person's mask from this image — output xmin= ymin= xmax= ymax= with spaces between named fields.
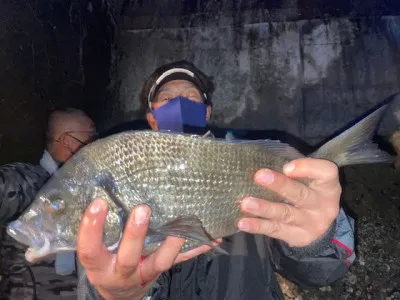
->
xmin=152 ymin=96 xmax=208 ymax=133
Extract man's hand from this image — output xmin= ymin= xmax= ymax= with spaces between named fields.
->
xmin=238 ymin=158 xmax=341 ymax=247
xmin=77 ymin=199 xmax=217 ymax=300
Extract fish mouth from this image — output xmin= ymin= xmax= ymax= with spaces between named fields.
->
xmin=6 ymin=220 xmax=71 ymax=263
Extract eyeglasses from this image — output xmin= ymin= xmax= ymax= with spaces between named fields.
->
xmin=55 ymin=131 xmax=97 ymax=146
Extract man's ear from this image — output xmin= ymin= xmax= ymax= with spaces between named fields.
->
xmin=146 ymin=112 xmax=158 ymax=131
xmin=206 ymin=105 xmax=212 ymax=121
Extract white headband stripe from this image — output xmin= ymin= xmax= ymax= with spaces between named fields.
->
xmin=147 ymin=68 xmax=207 ymax=109
xmin=156 ymin=68 xmax=194 ymax=84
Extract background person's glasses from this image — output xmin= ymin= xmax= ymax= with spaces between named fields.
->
xmin=55 ymin=131 xmax=97 ymax=146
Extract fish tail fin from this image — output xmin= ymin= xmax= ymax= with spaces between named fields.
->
xmin=309 ymin=104 xmax=394 ymax=167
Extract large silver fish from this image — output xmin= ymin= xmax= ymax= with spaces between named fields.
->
xmin=7 ymin=104 xmax=394 ymax=263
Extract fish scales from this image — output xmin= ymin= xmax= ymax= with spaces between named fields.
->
xmin=78 ymin=131 xmax=294 ymax=244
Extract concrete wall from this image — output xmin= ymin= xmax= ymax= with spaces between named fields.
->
xmin=1 ymin=0 xmax=399 ymax=165
xmin=109 ymin=1 xmax=400 ymax=144
xmin=0 ymin=0 xmax=114 ymax=164
xmin=0 ymin=1 xmax=83 ymax=164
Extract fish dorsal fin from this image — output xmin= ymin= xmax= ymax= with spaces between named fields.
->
xmin=202 ymin=130 xmax=212 ymax=138
xmin=146 ymin=130 xmax=304 ymax=160
xmin=225 ymin=139 xmax=305 ymax=161
xmin=155 ymin=129 xmax=206 ymax=139
xmin=148 ymin=215 xmax=228 ymax=255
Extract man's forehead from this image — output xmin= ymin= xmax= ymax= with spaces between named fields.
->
xmin=158 ymin=80 xmax=199 ymax=92
xmin=53 ymin=115 xmax=95 ymax=135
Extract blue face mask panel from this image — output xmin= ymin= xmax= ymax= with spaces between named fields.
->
xmin=152 ymin=96 xmax=207 ymax=133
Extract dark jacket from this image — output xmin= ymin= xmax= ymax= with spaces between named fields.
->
xmin=0 ymin=163 xmax=79 ymax=300
xmin=0 ymin=163 xmax=49 ymax=224
xmin=0 ymin=163 xmax=49 ymax=299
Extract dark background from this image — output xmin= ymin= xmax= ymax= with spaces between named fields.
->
xmin=0 ymin=0 xmax=399 ymax=163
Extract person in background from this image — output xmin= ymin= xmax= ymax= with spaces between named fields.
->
xmin=0 ymin=108 xmax=96 ymax=299
xmin=41 ymin=108 xmax=96 ymax=175
xmin=40 ymin=108 xmax=96 ymax=276
xmin=77 ymin=61 xmax=355 ymax=300
xmin=0 ymin=108 xmax=95 ymax=228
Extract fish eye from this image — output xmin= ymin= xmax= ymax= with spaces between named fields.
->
xmin=45 ymin=199 xmax=65 ymax=214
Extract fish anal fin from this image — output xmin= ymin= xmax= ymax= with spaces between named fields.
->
xmin=150 ymin=216 xmax=228 ymax=255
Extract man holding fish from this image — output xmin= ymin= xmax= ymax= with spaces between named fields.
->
xmin=73 ymin=61 xmax=361 ymax=300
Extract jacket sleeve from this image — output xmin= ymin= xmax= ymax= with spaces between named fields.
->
xmin=270 ymin=207 xmax=355 ymax=288
xmin=0 ymin=163 xmax=49 ymax=224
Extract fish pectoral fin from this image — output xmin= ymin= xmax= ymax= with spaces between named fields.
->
xmin=152 ymin=215 xmax=228 ymax=255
